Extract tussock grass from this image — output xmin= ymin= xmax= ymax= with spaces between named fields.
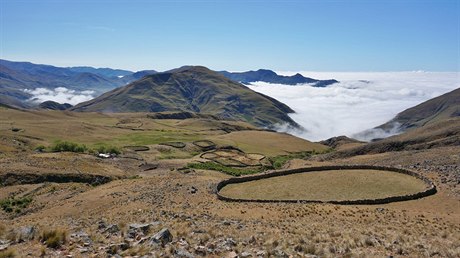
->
xmin=0 ymin=250 xmax=15 ymax=258
xmin=40 ymin=229 xmax=67 ymax=249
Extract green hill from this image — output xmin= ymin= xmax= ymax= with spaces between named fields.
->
xmin=71 ymin=66 xmax=298 ymax=128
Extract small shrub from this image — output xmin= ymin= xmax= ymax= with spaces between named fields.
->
xmin=94 ymin=145 xmax=121 ymax=155
xmin=35 ymin=145 xmax=46 ymax=152
xmin=186 ymin=162 xmax=264 ymax=176
xmin=41 ymin=229 xmax=67 ymax=249
xmin=50 ymin=141 xmax=87 ymax=153
xmin=0 ymin=197 xmax=32 ymax=213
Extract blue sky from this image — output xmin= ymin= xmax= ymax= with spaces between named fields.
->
xmin=1 ymin=0 xmax=459 ymax=71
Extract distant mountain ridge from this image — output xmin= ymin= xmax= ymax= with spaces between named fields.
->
xmin=0 ymin=59 xmax=138 ymax=107
xmin=71 ymin=66 xmax=299 ymax=128
xmin=67 ymin=66 xmax=133 ymax=78
xmin=0 ymin=59 xmax=128 ymax=92
xmin=219 ymin=69 xmax=338 ymax=87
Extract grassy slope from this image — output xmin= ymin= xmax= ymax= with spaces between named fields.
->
xmin=0 ymin=108 xmax=324 ymax=157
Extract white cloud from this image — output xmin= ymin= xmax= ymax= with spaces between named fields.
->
xmin=24 ymin=87 xmax=95 ymax=105
xmin=248 ymin=72 xmax=460 ymax=142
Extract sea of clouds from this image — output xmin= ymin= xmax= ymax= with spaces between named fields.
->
xmin=24 ymin=87 xmax=95 ymax=106
xmin=248 ymin=71 xmax=460 ymax=142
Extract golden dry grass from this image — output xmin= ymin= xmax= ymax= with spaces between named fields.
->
xmin=0 ymin=109 xmax=325 ymax=157
xmin=208 ymin=130 xmax=328 ymax=156
xmin=219 ymin=169 xmax=428 ymax=201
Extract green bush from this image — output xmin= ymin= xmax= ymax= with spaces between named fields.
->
xmin=50 ymin=141 xmax=87 ymax=153
xmin=35 ymin=145 xmax=46 ymax=152
xmin=94 ymin=145 xmax=121 ymax=155
xmin=187 ymin=162 xmax=264 ymax=176
xmin=0 ymin=197 xmax=32 ymax=213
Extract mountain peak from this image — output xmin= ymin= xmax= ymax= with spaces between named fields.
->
xmin=71 ymin=66 xmax=298 ymax=128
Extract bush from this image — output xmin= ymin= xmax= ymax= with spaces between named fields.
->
xmin=94 ymin=145 xmax=121 ymax=155
xmin=187 ymin=162 xmax=264 ymax=176
xmin=35 ymin=145 xmax=46 ymax=152
xmin=0 ymin=197 xmax=32 ymax=213
xmin=50 ymin=141 xmax=87 ymax=153
xmin=41 ymin=229 xmax=67 ymax=249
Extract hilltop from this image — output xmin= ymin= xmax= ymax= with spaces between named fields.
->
xmin=71 ymin=66 xmax=299 ymax=128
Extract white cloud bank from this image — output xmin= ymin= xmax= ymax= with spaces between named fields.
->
xmin=248 ymin=71 xmax=460 ymax=142
xmin=24 ymin=87 xmax=95 ymax=106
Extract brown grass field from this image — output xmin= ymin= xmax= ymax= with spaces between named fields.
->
xmin=219 ymin=169 xmax=429 ymax=201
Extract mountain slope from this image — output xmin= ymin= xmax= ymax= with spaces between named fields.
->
xmin=219 ymin=69 xmax=338 ymax=87
xmin=326 ymin=89 xmax=460 ymax=158
xmin=71 ymin=66 xmax=298 ymax=128
xmin=379 ymin=88 xmax=460 ymax=131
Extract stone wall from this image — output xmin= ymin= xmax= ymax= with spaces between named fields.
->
xmin=216 ymin=165 xmax=437 ymax=205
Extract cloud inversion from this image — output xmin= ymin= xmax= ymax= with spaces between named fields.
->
xmin=248 ymin=72 xmax=460 ymax=141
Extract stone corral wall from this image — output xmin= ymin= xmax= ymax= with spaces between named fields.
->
xmin=216 ymin=165 xmax=437 ymax=205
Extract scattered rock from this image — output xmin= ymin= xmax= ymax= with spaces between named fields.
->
xmin=226 ymin=251 xmax=238 ymax=258
xmin=0 ymin=240 xmax=10 ymax=251
xmin=127 ymin=223 xmax=151 ymax=239
xmin=78 ymin=247 xmax=89 ymax=253
xmin=17 ymin=226 xmax=36 ymax=242
xmin=150 ymin=228 xmax=173 ymax=245
xmin=70 ymin=231 xmax=92 ymax=247
xmin=376 ymin=207 xmax=386 ymax=213
xmin=106 ymin=242 xmax=129 ymax=254
xmin=175 ymin=248 xmax=195 ymax=258
xmin=103 ymin=224 xmax=120 ymax=235
xmin=97 ymin=220 xmax=107 ymax=230
xmin=194 ymin=245 xmax=207 ymax=256
xmin=274 ymin=248 xmax=288 ymax=257
xmin=189 ymin=186 xmax=198 ymax=194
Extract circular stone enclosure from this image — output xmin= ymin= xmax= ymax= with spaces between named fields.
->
xmin=217 ymin=166 xmax=436 ymax=204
